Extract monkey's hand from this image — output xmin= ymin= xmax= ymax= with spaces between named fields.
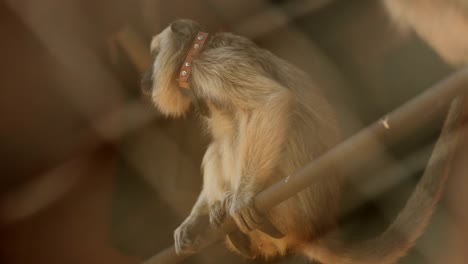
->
xmin=229 ymin=193 xmax=284 ymax=238
xmin=209 ymin=192 xmax=235 ymax=228
xmin=210 ymin=200 xmax=228 ymax=228
xmin=174 ymin=214 xmax=208 ymax=255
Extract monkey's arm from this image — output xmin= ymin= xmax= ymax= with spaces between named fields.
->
xmin=174 ymin=190 xmax=210 ymax=255
xmin=174 ymin=142 xmax=230 ymax=255
xmin=229 ymin=84 xmax=291 ymax=235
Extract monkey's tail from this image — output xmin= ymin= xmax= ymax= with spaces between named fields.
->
xmin=302 ymin=96 xmax=466 ymax=264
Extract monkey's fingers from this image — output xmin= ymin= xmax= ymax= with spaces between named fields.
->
xmin=257 ymin=217 xmax=284 ymax=239
xmin=236 ymin=207 xmax=284 ymax=238
xmin=243 ymin=203 xmax=284 ymax=238
xmin=246 ymin=205 xmax=284 ymax=239
xmin=230 ymin=201 xmax=284 ymax=238
xmin=230 ymin=201 xmax=257 ymax=233
xmin=226 ymin=229 xmax=254 ymax=259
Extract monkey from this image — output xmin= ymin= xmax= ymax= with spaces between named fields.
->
xmin=143 ymin=19 xmax=463 ymax=264
xmin=382 ymin=0 xmax=468 ymax=66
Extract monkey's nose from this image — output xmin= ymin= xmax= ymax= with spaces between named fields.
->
xmin=141 ymin=77 xmax=152 ymax=96
xmin=141 ymin=66 xmax=154 ymax=96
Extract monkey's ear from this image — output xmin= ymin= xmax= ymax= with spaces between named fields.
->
xmin=170 ymin=19 xmax=195 ymax=38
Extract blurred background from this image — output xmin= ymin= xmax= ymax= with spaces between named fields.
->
xmin=1 ymin=0 xmax=467 ymax=263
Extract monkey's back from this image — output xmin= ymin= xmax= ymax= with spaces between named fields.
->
xmin=248 ymin=51 xmax=343 ymax=257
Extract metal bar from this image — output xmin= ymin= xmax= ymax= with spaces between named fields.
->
xmin=143 ymin=67 xmax=468 ymax=264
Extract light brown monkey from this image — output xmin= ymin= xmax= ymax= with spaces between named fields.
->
xmin=383 ymin=0 xmax=468 ymax=66
xmin=143 ymin=19 xmax=460 ymax=263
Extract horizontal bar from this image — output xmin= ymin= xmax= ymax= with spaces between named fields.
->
xmin=143 ymin=67 xmax=468 ymax=264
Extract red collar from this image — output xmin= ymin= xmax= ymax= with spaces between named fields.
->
xmin=177 ymin=32 xmax=209 ymax=89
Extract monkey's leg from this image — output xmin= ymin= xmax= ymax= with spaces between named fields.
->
xmin=174 ymin=191 xmax=210 ymax=255
xmin=202 ymin=144 xmax=256 ymax=257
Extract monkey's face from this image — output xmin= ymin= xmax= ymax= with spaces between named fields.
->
xmin=142 ymin=20 xmax=200 ymax=117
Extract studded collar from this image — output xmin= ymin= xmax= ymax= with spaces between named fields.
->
xmin=177 ymin=32 xmax=209 ymax=89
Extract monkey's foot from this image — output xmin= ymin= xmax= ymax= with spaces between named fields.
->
xmin=229 ymin=194 xmax=284 ymax=238
xmin=174 ymin=216 xmax=207 ymax=255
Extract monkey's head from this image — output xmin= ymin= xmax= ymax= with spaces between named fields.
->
xmin=142 ymin=19 xmax=201 ymax=117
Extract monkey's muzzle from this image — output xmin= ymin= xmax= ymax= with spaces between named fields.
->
xmin=141 ymin=64 xmax=154 ymax=95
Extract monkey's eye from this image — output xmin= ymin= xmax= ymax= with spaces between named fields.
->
xmin=151 ymin=47 xmax=160 ymax=58
xmin=150 ymin=37 xmax=161 ymax=57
